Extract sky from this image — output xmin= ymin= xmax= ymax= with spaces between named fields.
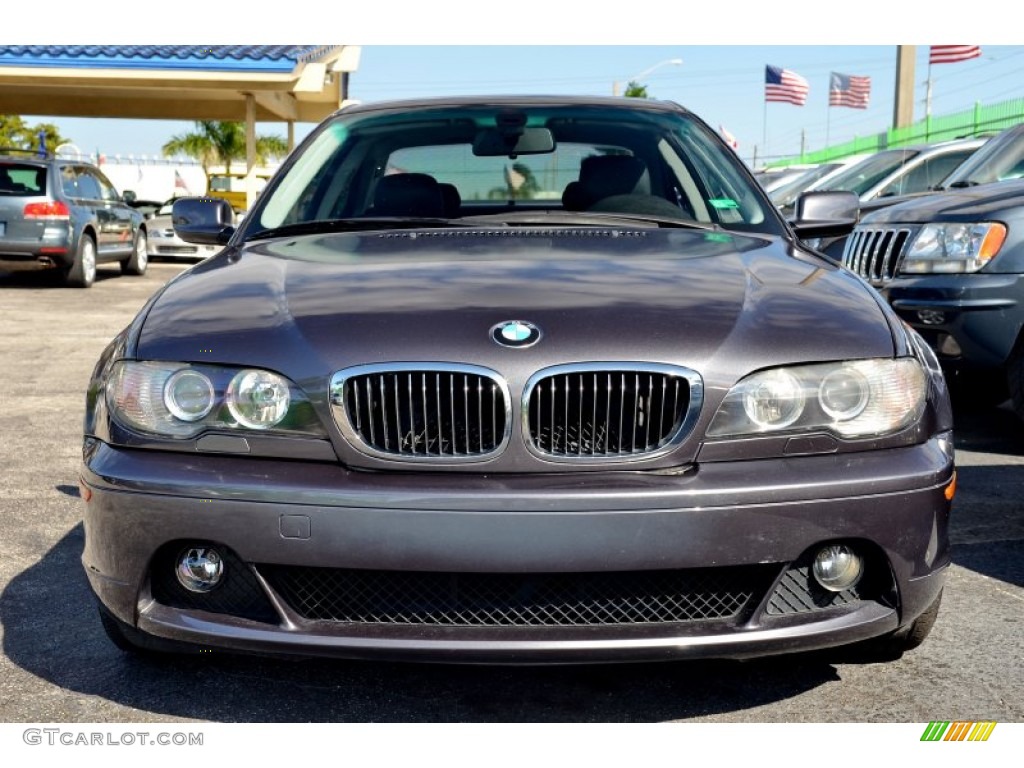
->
xmin=12 ymin=5 xmax=1024 ymax=168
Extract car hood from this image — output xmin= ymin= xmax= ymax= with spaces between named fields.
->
xmin=135 ymin=228 xmax=895 ymax=389
xmin=860 ymin=178 xmax=1024 ymax=224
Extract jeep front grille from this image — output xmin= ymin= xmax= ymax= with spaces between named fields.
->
xmin=330 ymin=364 xmax=511 ymax=461
xmin=843 ymin=226 xmax=916 ymax=283
xmin=523 ymin=364 xmax=702 ymax=460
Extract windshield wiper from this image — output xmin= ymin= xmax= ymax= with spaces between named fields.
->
xmin=946 ymin=180 xmax=979 ymax=189
xmin=247 ymin=217 xmax=473 ymax=241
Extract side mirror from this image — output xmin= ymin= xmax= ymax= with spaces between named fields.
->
xmin=121 ymin=189 xmax=137 ymax=203
xmin=791 ymin=190 xmax=859 ymax=239
xmin=173 ymin=197 xmax=236 ymax=245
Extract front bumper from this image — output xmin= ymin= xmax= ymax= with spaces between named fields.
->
xmin=81 ymin=436 xmax=954 ymax=663
xmin=883 ymin=272 xmax=1024 ymax=371
xmin=146 ymin=238 xmax=220 ymax=259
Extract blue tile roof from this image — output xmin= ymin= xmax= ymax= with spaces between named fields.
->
xmin=0 ymin=45 xmax=338 ymax=73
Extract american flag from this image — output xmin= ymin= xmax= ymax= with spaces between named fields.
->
xmin=829 ymin=72 xmax=871 ymax=109
xmin=765 ymin=65 xmax=809 ymax=106
xmin=174 ymin=170 xmax=191 ymax=194
xmin=929 ymin=46 xmax=981 ymax=65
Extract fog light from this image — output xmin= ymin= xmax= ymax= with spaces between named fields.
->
xmin=176 ymin=547 xmax=224 ymax=593
xmin=811 ymin=545 xmax=863 ymax=592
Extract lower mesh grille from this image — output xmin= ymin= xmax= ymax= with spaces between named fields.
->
xmin=765 ymin=566 xmax=864 ymax=615
xmin=765 ymin=556 xmax=896 ymax=615
xmin=260 ymin=565 xmax=778 ymax=626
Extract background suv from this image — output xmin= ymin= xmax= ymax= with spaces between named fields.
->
xmin=842 ymin=123 xmax=1024 ymax=419
xmin=0 ymin=149 xmax=147 ymax=287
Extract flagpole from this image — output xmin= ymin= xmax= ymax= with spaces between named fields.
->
xmin=825 ymin=106 xmax=831 ymax=156
xmin=762 ymin=100 xmax=768 ymax=167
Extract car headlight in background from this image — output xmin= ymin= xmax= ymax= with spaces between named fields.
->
xmin=106 ymin=361 xmax=324 ymax=438
xmin=901 ymin=222 xmax=1006 ymax=274
xmin=707 ymin=358 xmax=927 ymax=439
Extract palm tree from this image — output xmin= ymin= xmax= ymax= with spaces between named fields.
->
xmin=487 ymin=162 xmax=541 ymax=200
xmin=162 ymin=120 xmax=288 ymax=181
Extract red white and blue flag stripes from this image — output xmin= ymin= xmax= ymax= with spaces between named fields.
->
xmin=765 ymin=65 xmax=809 ymax=106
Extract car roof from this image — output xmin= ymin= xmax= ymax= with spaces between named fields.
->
xmin=335 ymin=94 xmax=694 ymax=118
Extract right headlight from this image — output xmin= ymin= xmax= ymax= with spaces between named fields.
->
xmin=901 ymin=222 xmax=1006 ymax=274
xmin=106 ymin=361 xmax=325 ymax=439
xmin=707 ymin=358 xmax=927 ymax=439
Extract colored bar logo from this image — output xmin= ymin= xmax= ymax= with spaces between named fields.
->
xmin=921 ymin=721 xmax=997 ymax=741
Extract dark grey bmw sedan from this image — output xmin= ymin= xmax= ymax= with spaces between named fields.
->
xmin=80 ymin=96 xmax=955 ymax=663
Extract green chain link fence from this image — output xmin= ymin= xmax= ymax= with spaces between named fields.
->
xmin=767 ymin=97 xmax=1024 ymax=167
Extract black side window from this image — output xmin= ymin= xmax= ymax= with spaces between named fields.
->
xmin=60 ymin=166 xmax=80 ymax=197
xmin=92 ymin=169 xmax=121 ymax=201
xmin=74 ymin=168 xmax=102 ymax=200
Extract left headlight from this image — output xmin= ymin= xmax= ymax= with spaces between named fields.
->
xmin=901 ymin=222 xmax=1006 ymax=274
xmin=106 ymin=361 xmax=325 ymax=438
xmin=706 ymin=358 xmax=927 ymax=439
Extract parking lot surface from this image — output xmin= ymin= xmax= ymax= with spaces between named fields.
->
xmin=1 ymin=260 xmax=1022 ymax=723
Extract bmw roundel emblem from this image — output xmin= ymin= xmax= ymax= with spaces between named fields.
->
xmin=491 ymin=320 xmax=542 ymax=348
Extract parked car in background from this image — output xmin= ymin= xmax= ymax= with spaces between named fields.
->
xmin=770 ymin=153 xmax=873 ymax=211
xmin=145 ymin=198 xmax=223 ymax=261
xmin=126 ymin=198 xmax=167 ymax=220
xmin=753 ymin=164 xmax=819 ymax=194
xmin=809 ymin=138 xmax=987 ymax=205
xmin=842 ymin=125 xmax=1024 ymax=419
xmin=82 ymin=96 xmax=953 ymax=665
xmin=0 ymin=148 xmax=147 ymax=287
xmin=799 ymin=138 xmax=987 ymax=260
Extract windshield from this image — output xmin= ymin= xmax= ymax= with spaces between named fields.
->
xmin=246 ymin=103 xmax=782 ymax=238
xmin=814 ymin=149 xmax=919 ymax=196
xmin=941 ymin=127 xmax=1024 ymax=187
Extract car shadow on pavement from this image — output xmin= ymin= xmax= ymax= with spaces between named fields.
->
xmin=1 ymin=524 xmax=846 ymax=723
xmin=950 ymin=400 xmax=1024 ymax=588
xmin=0 ymin=269 xmax=124 ymax=290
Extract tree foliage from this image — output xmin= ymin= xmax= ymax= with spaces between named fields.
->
xmin=623 ymin=81 xmax=650 ymax=99
xmin=162 ymin=120 xmax=288 ymax=176
xmin=488 ymin=162 xmax=541 ymax=200
xmin=0 ymin=115 xmax=70 ymax=153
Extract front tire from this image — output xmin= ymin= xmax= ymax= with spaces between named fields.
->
xmin=841 ymin=588 xmax=943 ymax=663
xmin=64 ymin=233 xmax=97 ymax=288
xmin=120 ymin=229 xmax=148 ymax=276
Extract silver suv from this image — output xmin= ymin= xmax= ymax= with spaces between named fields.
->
xmin=0 ymin=149 xmax=147 ymax=287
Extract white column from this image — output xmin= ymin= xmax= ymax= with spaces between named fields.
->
xmin=245 ymin=94 xmax=257 ymax=211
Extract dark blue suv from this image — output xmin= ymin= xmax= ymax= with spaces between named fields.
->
xmin=842 ymin=123 xmax=1024 ymax=420
xmin=0 ymin=149 xmax=147 ymax=287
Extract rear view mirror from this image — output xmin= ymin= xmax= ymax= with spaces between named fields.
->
xmin=473 ymin=127 xmax=555 ymax=157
